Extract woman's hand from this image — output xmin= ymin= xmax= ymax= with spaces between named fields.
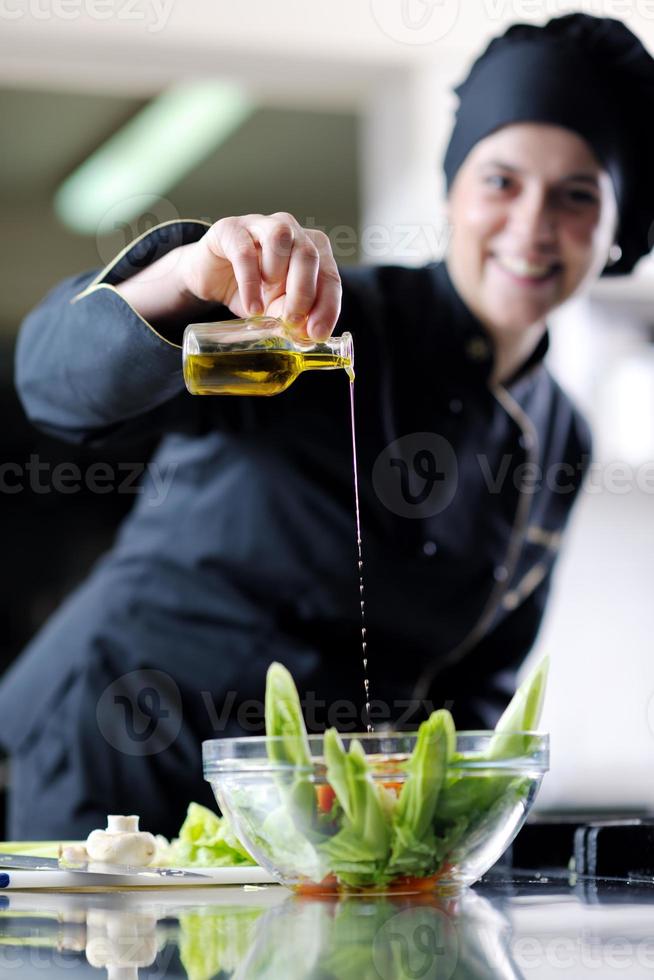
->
xmin=180 ymin=214 xmax=342 ymax=340
xmin=115 ymin=213 xmax=342 ymax=342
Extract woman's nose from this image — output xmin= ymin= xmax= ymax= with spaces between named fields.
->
xmin=508 ymin=187 xmax=557 ymax=247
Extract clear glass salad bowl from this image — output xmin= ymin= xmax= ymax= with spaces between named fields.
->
xmin=203 ymin=731 xmax=548 ymax=894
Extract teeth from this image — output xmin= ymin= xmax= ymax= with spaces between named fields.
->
xmin=496 ymin=256 xmax=555 ymax=279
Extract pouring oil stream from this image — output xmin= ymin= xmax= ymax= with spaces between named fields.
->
xmin=349 ymin=378 xmax=372 ymax=733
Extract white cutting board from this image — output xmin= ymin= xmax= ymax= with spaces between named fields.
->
xmin=0 ymin=864 xmax=278 ymax=889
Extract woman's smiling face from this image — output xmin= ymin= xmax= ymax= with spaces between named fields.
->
xmin=446 ymin=123 xmax=618 ymax=335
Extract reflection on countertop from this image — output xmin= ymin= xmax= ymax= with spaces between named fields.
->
xmin=1 ymin=869 xmax=654 ymax=978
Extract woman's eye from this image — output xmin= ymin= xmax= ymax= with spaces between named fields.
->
xmin=484 ymin=174 xmax=512 ymax=190
xmin=564 ymin=188 xmax=599 ymax=206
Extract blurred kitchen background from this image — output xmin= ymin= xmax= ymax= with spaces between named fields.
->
xmin=1 ymin=1 xmax=654 ymax=834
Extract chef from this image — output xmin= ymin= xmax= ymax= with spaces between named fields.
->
xmin=2 ymin=13 xmax=653 ymax=839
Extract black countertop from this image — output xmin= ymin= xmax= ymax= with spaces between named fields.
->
xmin=1 ymin=864 xmax=654 ymax=978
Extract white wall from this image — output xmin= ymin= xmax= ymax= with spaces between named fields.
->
xmin=531 ymin=293 xmax=654 ymax=810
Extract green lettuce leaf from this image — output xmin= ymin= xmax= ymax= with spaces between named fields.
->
xmin=394 ymin=709 xmax=455 ymax=837
xmin=317 ymin=730 xmax=391 ymax=887
xmin=171 ymin=802 xmax=254 ymax=867
xmin=435 ymin=657 xmax=550 ymax=841
xmin=264 ymin=662 xmax=317 ymax=835
xmin=387 ymin=709 xmax=455 ymax=877
xmin=487 ymin=655 xmax=549 ymax=759
xmin=258 ymin=803 xmax=328 ymax=881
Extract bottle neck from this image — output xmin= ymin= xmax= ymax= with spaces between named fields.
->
xmin=301 ymin=332 xmax=354 ymax=380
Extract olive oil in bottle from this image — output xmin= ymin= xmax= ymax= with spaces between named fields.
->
xmin=184 ymin=349 xmax=353 ymax=396
xmin=183 ymin=318 xmax=354 ymax=396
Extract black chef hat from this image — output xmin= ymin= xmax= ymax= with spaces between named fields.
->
xmin=443 ymin=14 xmax=654 ymax=276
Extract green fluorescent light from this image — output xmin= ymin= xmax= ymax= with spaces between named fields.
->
xmin=55 ymin=81 xmax=253 ymax=235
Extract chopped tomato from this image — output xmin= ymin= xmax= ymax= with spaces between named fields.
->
xmin=388 ymin=863 xmax=455 ymax=893
xmin=316 ymin=784 xmax=336 ymax=813
xmin=388 ymin=874 xmax=440 ymax=892
xmin=295 ymin=874 xmax=338 ymax=894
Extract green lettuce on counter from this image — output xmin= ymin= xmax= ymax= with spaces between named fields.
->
xmin=170 ymin=802 xmax=255 ymax=868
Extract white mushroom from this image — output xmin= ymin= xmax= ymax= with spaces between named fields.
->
xmin=85 ymin=815 xmax=156 ymax=866
xmin=59 ymin=843 xmax=89 ymax=864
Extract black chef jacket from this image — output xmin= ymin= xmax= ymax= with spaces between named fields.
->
xmin=0 ymin=220 xmax=591 ymax=839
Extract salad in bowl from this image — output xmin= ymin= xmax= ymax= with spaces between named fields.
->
xmin=203 ymin=657 xmax=549 ymax=893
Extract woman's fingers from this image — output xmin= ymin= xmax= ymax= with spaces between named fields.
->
xmin=257 ymin=214 xmax=296 ymax=304
xmin=305 ymin=230 xmax=342 ymax=340
xmin=201 ymin=214 xmax=342 ymax=335
xmin=282 ymin=233 xmax=320 ymax=330
xmin=207 ymin=217 xmax=264 ymax=314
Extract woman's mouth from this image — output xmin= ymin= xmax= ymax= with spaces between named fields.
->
xmin=492 ymin=254 xmax=562 ymax=285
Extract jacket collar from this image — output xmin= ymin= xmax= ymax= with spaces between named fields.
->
xmin=428 ymin=260 xmax=550 ymax=388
